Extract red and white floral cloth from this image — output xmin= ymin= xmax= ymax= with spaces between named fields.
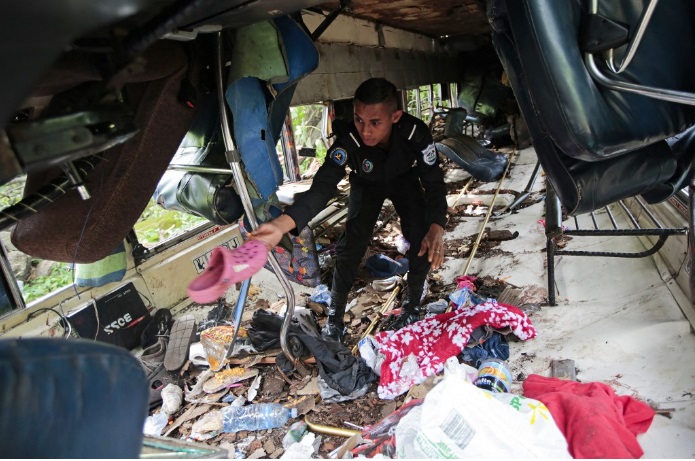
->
xmin=374 ymin=300 xmax=537 ymax=399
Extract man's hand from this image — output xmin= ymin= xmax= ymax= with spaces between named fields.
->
xmin=418 ymin=223 xmax=445 ymax=270
xmin=250 ymin=214 xmax=296 ymax=250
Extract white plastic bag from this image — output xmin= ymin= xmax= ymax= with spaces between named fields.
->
xmin=357 ymin=335 xmax=382 ymax=375
xmin=395 ymin=368 xmax=571 ymax=458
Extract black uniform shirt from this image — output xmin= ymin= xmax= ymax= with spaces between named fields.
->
xmin=285 ymin=112 xmax=448 ymax=232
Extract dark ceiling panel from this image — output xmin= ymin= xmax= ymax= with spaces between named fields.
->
xmin=317 ymin=0 xmax=491 ymax=38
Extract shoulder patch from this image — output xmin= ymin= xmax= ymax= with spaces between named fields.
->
xmin=329 ymin=147 xmax=348 ymax=166
xmin=422 ymin=143 xmax=437 ymax=165
xmin=361 ymin=159 xmax=374 ymax=173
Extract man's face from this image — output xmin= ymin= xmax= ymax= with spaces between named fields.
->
xmin=353 ymin=100 xmax=403 ymax=148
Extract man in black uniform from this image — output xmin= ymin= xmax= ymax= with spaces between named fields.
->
xmin=252 ymin=78 xmax=447 ymax=342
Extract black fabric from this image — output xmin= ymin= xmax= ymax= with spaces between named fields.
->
xmin=246 ymin=309 xmax=308 ymax=358
xmin=278 ymin=332 xmax=377 ymax=396
xmin=0 ymin=338 xmax=148 ymax=458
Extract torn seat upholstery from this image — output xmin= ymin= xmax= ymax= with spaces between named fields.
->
xmin=11 ymin=41 xmax=196 ymax=263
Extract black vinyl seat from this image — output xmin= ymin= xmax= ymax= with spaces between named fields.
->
xmin=488 ymin=0 xmax=695 ymax=305
xmin=488 ymin=0 xmax=695 ymax=216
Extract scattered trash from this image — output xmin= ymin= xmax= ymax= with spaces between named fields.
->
xmin=474 ymin=358 xmax=513 ymax=393
xmin=281 ymin=432 xmax=320 ymax=459
xmin=282 ymin=421 xmax=309 ymax=449
xmin=448 ymin=286 xmax=473 ymax=308
xmin=318 ymin=375 xmax=370 ymax=403
xmin=395 ymin=360 xmax=571 ymax=458
xmin=395 ymin=235 xmax=410 ymax=254
xmin=247 ymin=373 xmax=262 ymax=401
xmin=233 ymin=435 xmax=257 ymax=459
xmin=200 ymin=325 xmax=245 ymax=370
xmin=349 ymin=399 xmax=423 ymax=458
xmin=365 ymin=254 xmax=409 ymax=278
xmin=371 ymin=275 xmax=403 ymax=292
xmin=222 ymin=403 xmax=298 ymax=433
xmin=424 ymin=299 xmax=448 ymax=314
xmin=203 ymin=367 xmax=259 ymax=393
xmin=309 ymin=284 xmax=331 ymax=305
xmin=188 ymin=342 xmax=209 ymax=367
xmin=161 ymin=383 xmax=183 ymax=414
xmin=143 ymin=411 xmax=168 ymax=436
xmin=357 ymin=335 xmax=382 ymax=376
xmin=189 ymin=410 xmax=224 ymax=441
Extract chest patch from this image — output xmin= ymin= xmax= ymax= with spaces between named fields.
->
xmin=362 ymin=159 xmax=374 ymax=173
xmin=422 ymin=143 xmax=437 ymax=166
xmin=329 ymin=147 xmax=348 ymax=166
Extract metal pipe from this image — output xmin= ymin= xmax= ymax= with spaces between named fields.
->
xmin=61 ymin=161 xmax=91 ymax=200
xmin=585 ymin=52 xmax=695 ymax=106
xmin=168 ymin=164 xmax=232 ymax=174
xmin=462 ymin=153 xmax=514 ymax=276
xmin=215 ymin=32 xmax=297 ymax=364
xmin=635 ymin=196 xmax=664 ymax=228
xmin=450 ymin=177 xmax=475 ymax=208
xmin=281 ymin=111 xmax=301 ymax=182
xmin=221 ymin=278 xmax=250 ymax=366
xmin=606 ymin=0 xmax=659 ymax=74
xmin=304 ymin=417 xmax=361 ymax=438
xmin=497 ymin=160 xmax=541 ymax=214
xmin=415 ymin=89 xmax=422 ymax=119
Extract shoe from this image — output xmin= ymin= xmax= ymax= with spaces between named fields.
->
xmin=187 ymin=240 xmax=269 ymax=304
xmin=140 ymin=308 xmax=174 ymax=349
xmin=321 ymin=319 xmax=344 ymax=343
xmin=139 ymin=337 xmax=180 ymax=409
xmin=382 ymin=309 xmax=420 ymax=331
xmin=163 ymin=314 xmax=197 ymax=371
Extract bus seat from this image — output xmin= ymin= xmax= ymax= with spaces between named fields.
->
xmin=154 ymin=93 xmax=245 ymax=225
xmin=224 ymin=16 xmax=319 ymax=214
xmin=11 ymin=40 xmax=195 ymax=263
xmin=488 ymin=0 xmax=695 ymax=215
xmin=0 ymin=338 xmax=148 ymax=458
xmin=436 ymin=134 xmax=508 ymax=182
xmin=154 ymin=15 xmax=319 ymax=229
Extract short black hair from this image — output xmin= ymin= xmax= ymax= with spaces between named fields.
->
xmin=354 ymin=78 xmax=399 ymax=110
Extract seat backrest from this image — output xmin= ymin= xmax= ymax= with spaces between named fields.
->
xmin=488 ymin=0 xmax=695 ymax=214
xmin=0 ymin=338 xmax=148 ymax=458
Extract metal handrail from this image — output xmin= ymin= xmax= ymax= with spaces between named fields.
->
xmin=215 ymin=32 xmax=297 ymax=365
xmin=585 ymin=0 xmax=695 ymax=105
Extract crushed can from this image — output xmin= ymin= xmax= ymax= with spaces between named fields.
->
xmin=474 ymin=358 xmax=512 ymax=393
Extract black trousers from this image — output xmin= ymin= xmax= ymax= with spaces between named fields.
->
xmin=331 ymin=169 xmax=430 ymax=310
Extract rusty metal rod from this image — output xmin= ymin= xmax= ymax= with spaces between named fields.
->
xmin=304 ymin=417 xmax=361 ymax=438
xmin=462 ymin=154 xmax=514 ymax=277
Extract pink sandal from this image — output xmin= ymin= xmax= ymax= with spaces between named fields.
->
xmin=187 ymin=239 xmax=269 ymax=304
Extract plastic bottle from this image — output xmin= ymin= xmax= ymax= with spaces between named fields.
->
xmin=222 ymin=403 xmax=298 ymax=433
xmin=474 ymin=358 xmax=512 ymax=393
